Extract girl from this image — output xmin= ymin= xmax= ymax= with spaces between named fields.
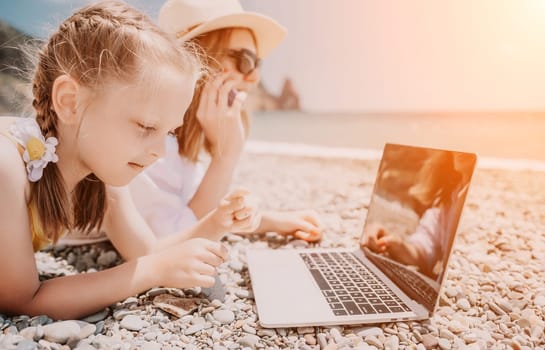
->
xmin=0 ymin=0 xmax=259 ymax=319
xmin=128 ymin=0 xmax=323 ymax=241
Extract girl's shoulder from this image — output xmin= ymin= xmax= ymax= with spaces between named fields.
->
xmin=0 ymin=117 xmax=32 ymax=202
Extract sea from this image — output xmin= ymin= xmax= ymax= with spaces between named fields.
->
xmin=247 ymin=111 xmax=545 ymax=172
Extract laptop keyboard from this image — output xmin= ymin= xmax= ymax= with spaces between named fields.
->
xmin=300 ymin=252 xmax=411 ymax=316
xmin=366 ymin=251 xmax=437 ymax=310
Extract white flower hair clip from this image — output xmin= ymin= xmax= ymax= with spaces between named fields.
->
xmin=9 ymin=118 xmax=59 ymax=182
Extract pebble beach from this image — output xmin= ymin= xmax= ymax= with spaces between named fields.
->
xmin=1 ymin=152 xmax=544 ymax=350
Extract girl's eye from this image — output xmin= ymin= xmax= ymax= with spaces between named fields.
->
xmin=168 ymin=130 xmax=177 ymax=137
xmin=137 ymin=123 xmax=156 ymax=133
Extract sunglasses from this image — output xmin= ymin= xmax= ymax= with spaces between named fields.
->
xmin=225 ymin=49 xmax=261 ymax=75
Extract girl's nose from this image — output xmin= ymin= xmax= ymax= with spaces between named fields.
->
xmin=150 ymin=137 xmax=166 ymax=159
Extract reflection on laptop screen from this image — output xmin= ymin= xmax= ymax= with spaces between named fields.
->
xmin=360 ymin=144 xmax=476 ymax=312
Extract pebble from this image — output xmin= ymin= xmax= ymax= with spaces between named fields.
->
xmin=42 ymin=321 xmax=81 ymax=344
xmin=304 ymin=334 xmax=317 ymax=345
xmin=297 ymin=327 xmax=314 ymax=335
xmin=422 ymin=334 xmax=438 ymax=349
xmin=257 ymin=329 xmax=276 ymax=337
xmin=237 ymin=334 xmax=259 ymax=349
xmin=439 ymin=328 xmax=455 ymax=340
xmin=2 ymin=158 xmax=544 ymax=350
xmin=357 ymin=327 xmax=383 ymax=338
xmin=234 ymin=289 xmax=252 ymax=299
xmin=19 ymin=327 xmax=37 ymax=340
xmin=456 ymin=298 xmax=470 ymax=311
xmin=489 ymin=301 xmax=506 ymax=315
xmin=438 ymin=338 xmax=451 ymax=350
xmin=185 ymin=324 xmax=205 ymax=335
xmin=191 ymin=316 xmax=206 ymax=325
xmin=384 ymin=335 xmax=399 ymax=350
xmin=317 ymin=333 xmax=328 ymax=349
xmin=533 ymin=295 xmax=545 ymax=307
xmin=212 ymin=310 xmax=235 ymax=324
xmin=15 ymin=339 xmax=38 ymax=350
xmin=496 ymin=298 xmax=513 ymax=313
xmin=120 ymin=315 xmax=148 ymax=332
xmin=29 ymin=316 xmax=50 ymax=327
xmin=77 ymin=324 xmax=96 ymax=339
xmin=96 ymin=251 xmax=118 ymax=266
xmin=81 ymin=309 xmax=109 ymax=323
xmin=140 ymin=341 xmax=161 ymax=350
xmin=364 ymin=335 xmax=382 ymax=348
xmin=242 ymin=324 xmax=257 ymax=335
xmin=229 ymin=260 xmax=244 ymax=272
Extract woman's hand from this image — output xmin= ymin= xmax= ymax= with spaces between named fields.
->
xmin=152 ymin=238 xmax=228 ymax=289
xmin=208 ymin=187 xmax=262 ymax=237
xmin=264 ymin=210 xmax=323 ymax=242
xmin=196 ymin=73 xmax=247 ymax=159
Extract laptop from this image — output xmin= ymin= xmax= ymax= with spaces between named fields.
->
xmin=247 ymin=143 xmax=477 ymax=327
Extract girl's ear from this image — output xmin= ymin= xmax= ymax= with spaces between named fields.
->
xmin=51 ymin=74 xmax=80 ymax=125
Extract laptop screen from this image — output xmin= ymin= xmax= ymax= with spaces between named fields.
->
xmin=359 ymin=143 xmax=476 ymax=312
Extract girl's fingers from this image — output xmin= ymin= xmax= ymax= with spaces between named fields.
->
xmin=206 ymin=241 xmax=229 ymax=262
xmin=194 ymin=260 xmax=217 ymax=276
xmin=200 ymin=250 xmax=224 ymax=268
xmin=194 ymin=274 xmax=216 ymax=288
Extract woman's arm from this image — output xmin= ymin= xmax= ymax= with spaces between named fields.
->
xmin=103 ymin=185 xmax=159 ymax=259
xmin=188 ymin=73 xmax=248 ymax=218
xmin=104 ymin=185 xmax=259 ymax=258
xmin=187 ymin=153 xmax=240 ymax=218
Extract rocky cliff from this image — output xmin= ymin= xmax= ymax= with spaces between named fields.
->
xmin=0 ymin=20 xmax=32 ymax=115
xmin=246 ymin=78 xmax=301 ymax=112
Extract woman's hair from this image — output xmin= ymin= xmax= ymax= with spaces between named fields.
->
xmin=30 ymin=0 xmax=201 ymax=241
xmin=409 ymin=151 xmax=462 ymax=212
xmin=175 ymin=28 xmax=255 ymax=162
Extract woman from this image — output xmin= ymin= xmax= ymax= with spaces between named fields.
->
xmin=129 ymin=0 xmax=323 ymax=241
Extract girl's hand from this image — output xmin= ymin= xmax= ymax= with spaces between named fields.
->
xmin=361 ymin=223 xmax=409 ymax=258
xmin=153 ymin=238 xmax=228 ymax=289
xmin=196 ymin=73 xmax=247 ymax=159
xmin=360 ymin=222 xmax=388 ymax=253
xmin=267 ymin=210 xmax=323 ymax=242
xmin=210 ymin=187 xmax=262 ymax=235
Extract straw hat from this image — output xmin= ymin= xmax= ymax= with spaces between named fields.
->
xmin=158 ymin=0 xmax=287 ymax=58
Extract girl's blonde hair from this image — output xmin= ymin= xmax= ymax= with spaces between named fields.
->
xmin=175 ymin=28 xmax=253 ymax=162
xmin=30 ymin=0 xmax=200 ymax=241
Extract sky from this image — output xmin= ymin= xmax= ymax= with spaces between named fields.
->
xmin=1 ymin=0 xmax=545 ymax=112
